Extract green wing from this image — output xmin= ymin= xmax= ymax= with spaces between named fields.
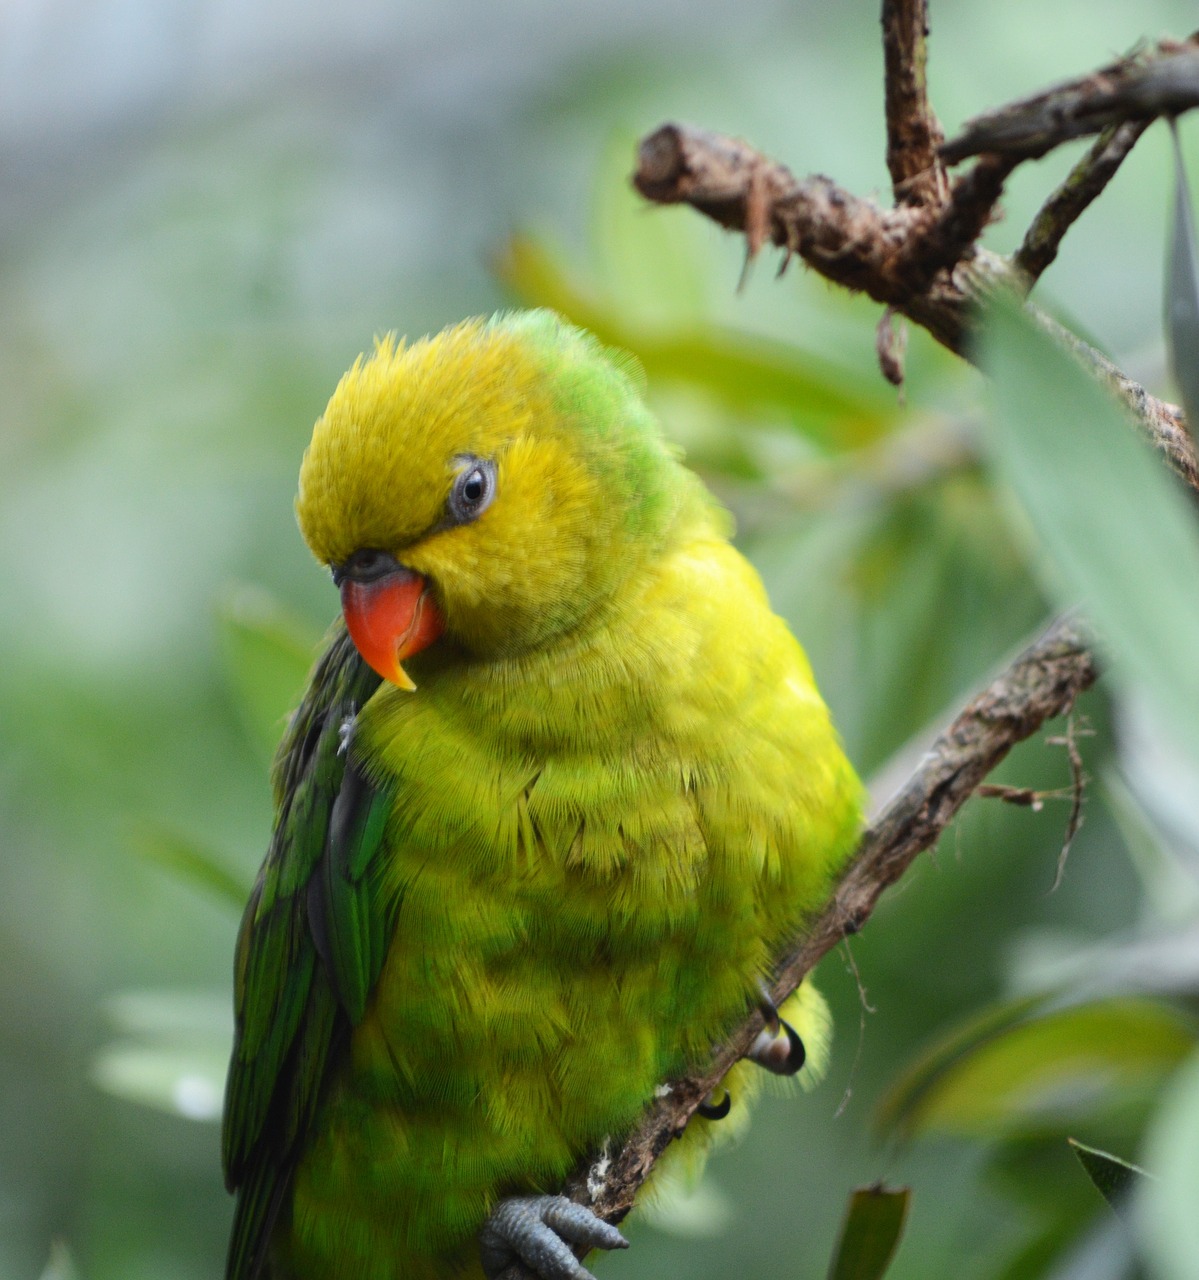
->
xmin=222 ymin=625 xmax=393 ymax=1280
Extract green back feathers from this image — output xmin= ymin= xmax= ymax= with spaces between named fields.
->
xmin=296 ymin=310 xmax=716 ymax=656
xmin=223 ymin=629 xmax=391 ymax=1280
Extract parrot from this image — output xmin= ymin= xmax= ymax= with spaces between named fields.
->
xmin=222 ymin=309 xmax=863 ymax=1280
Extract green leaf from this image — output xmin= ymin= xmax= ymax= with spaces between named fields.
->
xmin=879 ymin=998 xmax=1194 ymax=1141
xmin=589 ymin=133 xmax=709 ymax=328
xmin=92 ymin=988 xmax=233 ymax=1123
xmin=37 ymin=1242 xmax=79 ymax=1280
xmin=982 ymin=292 xmax=1199 ymax=776
xmin=826 ymin=1185 xmax=910 ymax=1280
xmin=1137 ymin=1048 xmax=1199 ymax=1280
xmin=133 ymin=823 xmax=250 ymax=908
xmin=1068 ymin=1138 xmax=1150 ymax=1214
xmin=876 ymin=992 xmax=1050 ymax=1140
xmin=217 ymin=583 xmax=319 ymax=760
xmin=103 ymin=988 xmax=232 ymax=1037
xmin=1167 ymin=122 xmax=1199 ymax=430
xmin=496 ymin=233 xmax=896 ymax=451
xmin=1100 ymin=769 xmax=1199 ymax=925
xmin=637 ymin=1168 xmax=734 ymax=1239
xmin=92 ymin=1041 xmax=228 ymax=1121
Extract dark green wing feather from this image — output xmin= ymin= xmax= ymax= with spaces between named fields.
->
xmin=222 ymin=625 xmax=393 ymax=1280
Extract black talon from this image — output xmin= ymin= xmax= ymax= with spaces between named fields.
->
xmin=747 ymin=1015 xmax=807 ymax=1076
xmin=697 ymin=1089 xmax=732 ymax=1120
xmin=779 ymin=1018 xmax=806 ymax=1074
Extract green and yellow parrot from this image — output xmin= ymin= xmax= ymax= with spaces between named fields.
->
xmin=222 ymin=310 xmax=863 ymax=1280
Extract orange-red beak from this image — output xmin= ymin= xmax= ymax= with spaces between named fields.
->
xmin=339 ymin=566 xmax=444 ymax=690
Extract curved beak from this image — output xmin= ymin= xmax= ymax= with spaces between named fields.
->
xmin=339 ymin=566 xmax=444 ymax=690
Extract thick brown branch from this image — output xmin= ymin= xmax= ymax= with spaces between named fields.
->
xmin=896 ymin=152 xmax=1016 ymax=290
xmin=633 ymin=123 xmax=958 ymax=336
xmin=632 ymin=124 xmax=1199 ymax=491
xmin=565 ymin=616 xmax=1099 ymax=1224
xmin=942 ymin=34 xmax=1199 ymax=164
xmin=1015 ymin=119 xmax=1151 ymax=283
xmin=881 ymin=0 xmax=949 ymax=208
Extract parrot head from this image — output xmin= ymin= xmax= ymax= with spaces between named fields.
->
xmin=296 ymin=310 xmax=701 ymax=686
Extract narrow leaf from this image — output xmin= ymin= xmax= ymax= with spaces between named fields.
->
xmin=133 ymin=824 xmax=250 ymax=907
xmin=92 ymin=988 xmax=233 ymax=1122
xmin=880 ymin=998 xmax=1193 ymax=1140
xmin=37 ymin=1242 xmax=78 ymax=1280
xmin=217 ymin=584 xmax=319 ymax=760
xmin=1069 ymin=1138 xmax=1151 ymax=1214
xmin=497 ymin=234 xmax=896 ymax=450
xmin=826 ymin=1185 xmax=910 ymax=1280
xmin=1167 ymin=123 xmax=1199 ymax=429
xmin=92 ymin=1041 xmax=227 ymax=1121
xmin=982 ymin=292 xmax=1199 ymax=775
xmin=875 ymin=992 xmax=1049 ymax=1140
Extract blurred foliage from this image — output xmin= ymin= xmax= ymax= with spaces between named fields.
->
xmin=827 ymin=1186 xmax=911 ymax=1280
xmin=4 ymin=3 xmax=1199 ymax=1280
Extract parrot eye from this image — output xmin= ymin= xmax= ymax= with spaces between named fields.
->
xmin=335 ymin=547 xmax=399 ymax=585
xmin=447 ymin=457 xmax=496 ymax=525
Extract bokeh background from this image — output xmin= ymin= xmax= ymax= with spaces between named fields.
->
xmin=4 ymin=2 xmax=1199 ymax=1278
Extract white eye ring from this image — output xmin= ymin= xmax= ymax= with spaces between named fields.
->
xmin=448 ymin=457 xmax=496 ymax=525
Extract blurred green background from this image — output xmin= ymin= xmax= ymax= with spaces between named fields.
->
xmin=4 ymin=3 xmax=1199 ymax=1278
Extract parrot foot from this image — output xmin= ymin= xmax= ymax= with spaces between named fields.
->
xmin=478 ymin=1194 xmax=628 ymax=1280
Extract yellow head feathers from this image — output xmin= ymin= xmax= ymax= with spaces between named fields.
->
xmin=296 ymin=311 xmax=711 ymax=657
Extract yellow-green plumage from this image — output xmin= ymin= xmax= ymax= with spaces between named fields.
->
xmin=223 ymin=311 xmax=863 ymax=1280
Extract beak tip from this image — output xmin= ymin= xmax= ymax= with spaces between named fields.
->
xmin=389 ymin=662 xmax=418 ymax=692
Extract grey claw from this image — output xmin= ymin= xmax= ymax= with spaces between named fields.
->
xmin=479 ymin=1194 xmax=628 ymax=1280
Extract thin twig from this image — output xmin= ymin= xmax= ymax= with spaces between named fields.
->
xmin=881 ymin=0 xmax=949 ymax=208
xmin=1015 ymin=119 xmax=1151 ymax=284
xmin=1046 ymin=715 xmax=1090 ymax=892
xmin=563 ymin=616 xmax=1099 ymax=1224
xmin=941 ymin=34 xmax=1199 ymax=164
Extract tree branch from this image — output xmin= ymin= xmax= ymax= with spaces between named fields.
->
xmin=941 ymin=33 xmax=1199 ymax=164
xmin=631 ymin=124 xmax=1199 ymax=491
xmin=565 ymin=615 xmax=1099 ymax=1224
xmin=881 ymin=0 xmax=949 ymax=208
xmin=1014 ymin=119 xmax=1152 ymax=284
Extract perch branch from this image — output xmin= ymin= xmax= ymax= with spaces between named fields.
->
xmin=565 ymin=615 xmax=1099 ymax=1224
xmin=941 ymin=33 xmax=1199 ymax=164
